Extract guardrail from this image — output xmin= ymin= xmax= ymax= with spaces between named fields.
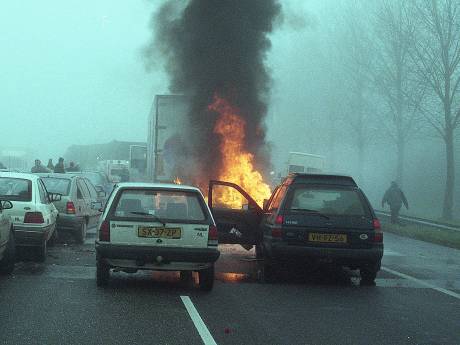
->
xmin=375 ymin=210 xmax=460 ymax=233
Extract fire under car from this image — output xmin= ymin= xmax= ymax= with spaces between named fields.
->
xmin=208 ymin=173 xmax=384 ymax=284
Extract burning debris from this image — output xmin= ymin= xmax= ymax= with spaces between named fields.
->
xmin=146 ymin=0 xmax=281 ymax=206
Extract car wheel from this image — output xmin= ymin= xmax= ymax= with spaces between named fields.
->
xmin=198 ymin=265 xmax=214 ymax=291
xmin=259 ymin=257 xmax=276 ymax=283
xmin=75 ymin=222 xmax=87 ymax=244
xmin=0 ymin=230 xmax=16 ymax=274
xmin=96 ymin=258 xmax=110 ymax=287
xmin=360 ymin=268 xmax=377 ymax=285
xmin=37 ymin=240 xmax=47 ymax=262
xmin=48 ymin=227 xmax=58 ymax=247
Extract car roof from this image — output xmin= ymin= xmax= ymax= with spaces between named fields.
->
xmin=115 ymin=182 xmax=203 ymax=193
xmin=0 ymin=171 xmax=40 ymax=181
xmin=287 ymin=173 xmax=358 ymax=187
xmin=35 ymin=173 xmax=76 ymax=180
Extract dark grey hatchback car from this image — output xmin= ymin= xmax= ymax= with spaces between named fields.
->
xmin=209 ymin=173 xmax=383 ymax=284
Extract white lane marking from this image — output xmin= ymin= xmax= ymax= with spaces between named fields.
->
xmin=180 ymin=296 xmax=217 ymax=345
xmin=384 ymin=249 xmax=403 ymax=257
xmin=382 ymin=267 xmax=460 ymax=300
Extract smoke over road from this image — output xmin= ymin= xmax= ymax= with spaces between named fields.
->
xmin=145 ymin=0 xmax=281 ymax=187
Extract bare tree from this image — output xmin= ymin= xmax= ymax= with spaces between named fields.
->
xmin=411 ymin=0 xmax=460 ymax=220
xmin=373 ymin=0 xmax=424 ymax=186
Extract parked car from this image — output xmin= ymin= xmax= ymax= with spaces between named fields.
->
xmin=39 ymin=173 xmax=104 ymax=244
xmin=69 ymin=171 xmax=113 ymax=199
xmin=95 ymin=182 xmax=220 ymax=290
xmin=0 ymin=200 xmax=15 ymax=274
xmin=0 ymin=172 xmax=59 ymax=261
xmin=208 ymin=173 xmax=384 ymax=284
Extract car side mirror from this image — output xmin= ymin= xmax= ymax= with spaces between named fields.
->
xmin=92 ymin=201 xmax=103 ymax=210
xmin=263 ymin=199 xmax=269 ymax=211
xmin=1 ymin=200 xmax=13 ymax=210
xmin=48 ymin=193 xmax=62 ymax=202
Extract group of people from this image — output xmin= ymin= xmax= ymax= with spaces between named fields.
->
xmin=30 ymin=157 xmax=81 ymax=174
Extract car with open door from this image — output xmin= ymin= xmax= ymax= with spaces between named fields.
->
xmin=95 ymin=182 xmax=219 ymax=290
xmin=208 ymin=173 xmax=383 ymax=285
xmin=0 ymin=200 xmax=15 ymax=274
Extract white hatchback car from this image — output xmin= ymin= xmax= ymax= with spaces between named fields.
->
xmin=0 ymin=200 xmax=15 ymax=274
xmin=95 ymin=183 xmax=220 ymax=290
xmin=0 ymin=172 xmax=59 ymax=261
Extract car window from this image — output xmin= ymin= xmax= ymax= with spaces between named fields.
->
xmin=287 ymin=187 xmax=368 ymax=216
xmin=113 ymin=189 xmax=207 ymax=222
xmin=41 ymin=177 xmax=71 ymax=196
xmin=37 ymin=180 xmax=50 ymax=204
xmin=76 ymin=179 xmax=89 ymax=199
xmin=0 ymin=177 xmax=32 ymax=202
xmin=268 ymin=185 xmax=287 ymax=212
xmin=83 ymin=179 xmax=98 ymax=199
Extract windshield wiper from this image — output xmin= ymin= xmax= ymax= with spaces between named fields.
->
xmin=129 ymin=212 xmax=166 ymax=226
xmin=290 ymin=208 xmax=330 ymax=219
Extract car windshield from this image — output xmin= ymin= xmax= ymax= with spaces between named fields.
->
xmin=288 ymin=187 xmax=368 ymax=217
xmin=113 ymin=189 xmax=207 ymax=222
xmin=0 ymin=177 xmax=32 ymax=201
xmin=41 ymin=177 xmax=71 ymax=196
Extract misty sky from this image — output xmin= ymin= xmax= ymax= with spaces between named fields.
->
xmin=0 ymin=0 xmax=317 ymax=160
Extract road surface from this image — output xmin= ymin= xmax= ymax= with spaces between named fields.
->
xmin=0 ymin=229 xmax=459 ymax=345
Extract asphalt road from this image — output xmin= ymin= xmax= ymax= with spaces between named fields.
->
xmin=0 ymin=228 xmax=459 ymax=345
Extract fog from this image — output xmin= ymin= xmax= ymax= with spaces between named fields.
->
xmin=1 ymin=0 xmax=459 ymax=219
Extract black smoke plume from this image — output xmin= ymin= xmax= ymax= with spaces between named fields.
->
xmin=145 ymin=0 xmax=281 ymax=185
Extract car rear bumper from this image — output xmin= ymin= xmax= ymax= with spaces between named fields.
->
xmin=13 ymin=224 xmax=53 ymax=246
xmin=267 ymin=242 xmax=383 ymax=263
xmin=95 ymin=242 xmax=220 ymax=265
xmin=57 ymin=214 xmax=83 ymax=232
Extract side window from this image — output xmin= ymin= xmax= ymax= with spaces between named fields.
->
xmin=268 ymin=185 xmax=287 ymax=212
xmin=211 ymin=184 xmax=249 ymax=210
xmin=37 ymin=180 xmax=49 ymax=204
xmin=84 ymin=179 xmax=97 ymax=199
xmin=76 ymin=179 xmax=89 ymax=199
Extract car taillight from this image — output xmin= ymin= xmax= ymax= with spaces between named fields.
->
xmin=271 ymin=228 xmax=283 ymax=238
xmin=208 ymin=225 xmax=218 ymax=245
xmin=373 ymin=218 xmax=383 ymax=242
xmin=275 ymin=215 xmax=284 ymax=225
xmin=66 ymin=201 xmax=76 ymax=214
xmin=99 ymin=220 xmax=110 ymax=241
xmin=24 ymin=212 xmax=44 ymax=224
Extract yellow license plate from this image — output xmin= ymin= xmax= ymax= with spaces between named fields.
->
xmin=138 ymin=227 xmax=182 ymax=239
xmin=308 ymin=233 xmax=347 ymax=243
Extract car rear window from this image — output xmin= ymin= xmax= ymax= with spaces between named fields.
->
xmin=287 ymin=186 xmax=368 ymax=216
xmin=113 ymin=189 xmax=208 ymax=222
xmin=41 ymin=177 xmax=71 ymax=196
xmin=0 ymin=177 xmax=32 ymax=201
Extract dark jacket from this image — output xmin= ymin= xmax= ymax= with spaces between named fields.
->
xmin=382 ymin=185 xmax=408 ymax=210
xmin=54 ymin=163 xmax=66 ymax=173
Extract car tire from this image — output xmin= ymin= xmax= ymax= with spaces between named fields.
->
xmin=37 ymin=240 xmax=47 ymax=262
xmin=96 ymin=258 xmax=110 ymax=287
xmin=360 ymin=267 xmax=378 ymax=285
xmin=48 ymin=227 xmax=58 ymax=247
xmin=198 ymin=265 xmax=214 ymax=291
xmin=260 ymin=257 xmax=276 ymax=283
xmin=0 ymin=230 xmax=16 ymax=274
xmin=75 ymin=222 xmax=87 ymax=244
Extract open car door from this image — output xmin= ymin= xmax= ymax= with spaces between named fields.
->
xmin=208 ymin=180 xmax=264 ymax=245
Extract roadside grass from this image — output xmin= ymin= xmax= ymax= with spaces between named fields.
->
xmin=383 ymin=222 xmax=460 ymax=250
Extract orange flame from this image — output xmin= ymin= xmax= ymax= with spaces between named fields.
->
xmin=209 ymin=95 xmax=271 ymax=208
xmin=173 ymin=177 xmax=182 ymax=185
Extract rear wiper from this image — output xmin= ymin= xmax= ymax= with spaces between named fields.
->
xmin=129 ymin=212 xmax=166 ymax=226
xmin=290 ymin=208 xmax=330 ymax=219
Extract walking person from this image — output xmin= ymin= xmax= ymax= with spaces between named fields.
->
xmin=382 ymin=181 xmax=409 ymax=224
xmin=54 ymin=157 xmax=66 ymax=173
